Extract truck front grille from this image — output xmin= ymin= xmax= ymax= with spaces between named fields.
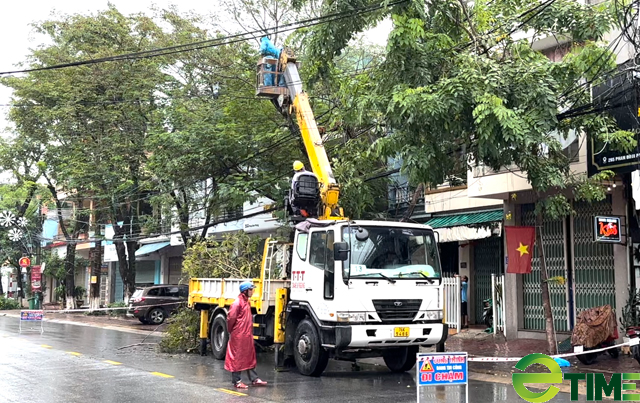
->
xmin=372 ymin=299 xmax=421 ymax=323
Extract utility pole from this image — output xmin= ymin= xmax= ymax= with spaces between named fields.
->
xmin=89 ymin=207 xmax=102 ymax=310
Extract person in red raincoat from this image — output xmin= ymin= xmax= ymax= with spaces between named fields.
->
xmin=225 ymin=281 xmax=267 ymax=389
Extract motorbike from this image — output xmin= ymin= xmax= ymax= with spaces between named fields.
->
xmin=571 ymin=304 xmax=620 ymax=365
xmin=482 ymin=298 xmax=493 ymax=332
xmin=626 ymin=326 xmax=640 ymax=365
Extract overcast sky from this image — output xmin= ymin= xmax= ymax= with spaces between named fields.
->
xmin=0 ymin=0 xmax=391 ymax=145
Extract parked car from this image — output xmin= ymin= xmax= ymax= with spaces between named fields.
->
xmin=128 ymin=284 xmax=189 ymax=325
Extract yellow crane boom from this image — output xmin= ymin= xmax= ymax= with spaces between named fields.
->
xmin=256 ymin=38 xmax=344 ymax=220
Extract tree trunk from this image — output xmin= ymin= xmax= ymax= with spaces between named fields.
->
xmin=89 ymin=239 xmax=102 ymax=310
xmin=125 ymin=240 xmax=137 ymax=301
xmin=0 ymin=271 xmax=3 ymax=295
xmin=14 ymin=266 xmax=24 ymax=300
xmin=64 ymin=242 xmax=77 ymax=310
xmin=536 ymin=210 xmax=557 ymax=355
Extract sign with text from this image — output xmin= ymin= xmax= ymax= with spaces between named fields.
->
xmin=30 ymin=265 xmax=42 ymax=292
xmin=19 ymin=310 xmax=44 ymax=334
xmin=594 ymin=216 xmax=622 ymax=243
xmin=20 ymin=310 xmax=43 ymax=321
xmin=417 ymin=352 xmax=468 ymax=386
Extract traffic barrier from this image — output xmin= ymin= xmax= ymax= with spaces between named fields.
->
xmin=467 ymin=338 xmax=639 ymax=362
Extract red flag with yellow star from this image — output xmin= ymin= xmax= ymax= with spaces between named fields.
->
xmin=505 ymin=226 xmax=536 ymax=274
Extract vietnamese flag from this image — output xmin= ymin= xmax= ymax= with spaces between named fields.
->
xmin=505 ymin=226 xmax=536 ymax=274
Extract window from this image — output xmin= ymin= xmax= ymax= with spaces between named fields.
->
xmin=309 ymin=231 xmax=335 ymax=300
xmin=166 ymin=287 xmax=180 ymax=298
xmin=146 ymin=287 xmax=163 ymax=296
xmin=296 ymin=233 xmax=308 ymax=260
xmin=179 ymin=286 xmax=189 ymax=298
xmin=341 ymin=226 xmax=442 ymax=281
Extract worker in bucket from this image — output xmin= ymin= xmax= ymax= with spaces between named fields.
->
xmin=225 ymin=281 xmax=267 ymax=389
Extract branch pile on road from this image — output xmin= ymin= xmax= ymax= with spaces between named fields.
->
xmin=159 ymin=308 xmax=201 ymax=354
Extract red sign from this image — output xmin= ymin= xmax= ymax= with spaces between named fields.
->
xmin=19 ymin=257 xmax=30 ymax=268
xmin=30 ymin=265 xmax=42 ymax=292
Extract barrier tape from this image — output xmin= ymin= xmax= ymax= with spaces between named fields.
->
xmin=22 ymin=301 xmax=188 ymax=314
xmin=467 ymin=338 xmax=640 ymax=362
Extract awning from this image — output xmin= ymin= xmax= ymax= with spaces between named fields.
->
xmin=135 ymin=242 xmax=170 ymax=256
xmin=426 ymin=209 xmax=503 ymax=243
xmin=426 ymin=209 xmax=503 ymax=228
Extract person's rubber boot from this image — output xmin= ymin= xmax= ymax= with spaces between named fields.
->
xmin=252 ymin=379 xmax=267 ymax=386
xmin=235 ymin=381 xmax=249 ymax=389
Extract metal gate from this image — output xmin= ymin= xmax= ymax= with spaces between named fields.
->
xmin=521 ymin=204 xmax=569 ymax=331
xmin=473 ymin=236 xmax=503 ymax=324
xmin=572 ymin=197 xmax=616 ymax=318
xmin=443 ymin=274 xmax=461 ymax=332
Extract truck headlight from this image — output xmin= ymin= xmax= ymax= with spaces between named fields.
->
xmin=423 ymin=310 xmax=443 ymax=320
xmin=336 ymin=312 xmax=366 ymax=322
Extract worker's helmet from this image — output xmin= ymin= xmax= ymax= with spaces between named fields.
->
xmin=239 ymin=281 xmax=256 ymax=293
xmin=293 ymin=160 xmax=304 ymax=171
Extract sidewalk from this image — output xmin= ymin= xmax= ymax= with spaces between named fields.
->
xmin=0 ymin=309 xmax=167 ymax=336
xmin=444 ymin=327 xmax=639 ymax=377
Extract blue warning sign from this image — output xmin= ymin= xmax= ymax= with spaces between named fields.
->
xmin=416 ymin=353 xmax=468 ymax=386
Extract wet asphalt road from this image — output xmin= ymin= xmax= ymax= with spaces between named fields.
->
xmin=0 ymin=316 xmax=575 ymax=402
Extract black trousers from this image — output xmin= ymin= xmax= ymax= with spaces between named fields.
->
xmin=232 ymin=368 xmax=258 ymax=384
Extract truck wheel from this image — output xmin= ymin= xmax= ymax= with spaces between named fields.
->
xmin=293 ymin=318 xmax=329 ymax=376
xmin=211 ymin=313 xmax=229 ymax=360
xmin=383 ymin=346 xmax=419 ymax=373
xmin=436 ymin=341 xmax=445 ymax=352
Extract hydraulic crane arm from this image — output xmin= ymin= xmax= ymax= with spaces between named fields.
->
xmin=257 ymin=37 xmax=344 ymax=220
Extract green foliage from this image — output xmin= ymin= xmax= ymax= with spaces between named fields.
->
xmin=0 ymin=296 xmax=20 ymax=310
xmin=300 ymin=0 xmax=635 ymax=220
xmin=108 ymin=301 xmax=127 ymax=317
xmin=619 ymin=287 xmax=640 ymax=333
xmin=332 ymin=137 xmax=389 ymax=219
xmin=182 ymin=232 xmax=264 ymax=280
xmin=158 ymin=308 xmax=201 ymax=354
xmin=42 ymin=254 xmax=66 ymax=281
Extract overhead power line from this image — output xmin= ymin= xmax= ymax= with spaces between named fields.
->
xmin=0 ymin=0 xmax=407 ymax=76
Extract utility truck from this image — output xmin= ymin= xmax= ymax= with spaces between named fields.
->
xmin=188 ymin=37 xmax=447 ymax=377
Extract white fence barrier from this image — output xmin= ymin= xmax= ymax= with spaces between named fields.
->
xmin=491 ymin=273 xmax=506 ymax=337
xmin=443 ymin=275 xmax=461 ymax=332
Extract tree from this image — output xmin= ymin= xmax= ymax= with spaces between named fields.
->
xmin=301 ymin=0 xmax=636 ymax=353
xmin=2 ymin=6 xmax=175 ymax=302
xmin=145 ymin=9 xmax=299 ymax=247
xmin=0 ymin=135 xmax=46 ymax=301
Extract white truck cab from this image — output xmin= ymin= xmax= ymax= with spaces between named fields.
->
xmin=282 ymin=219 xmax=447 ymax=375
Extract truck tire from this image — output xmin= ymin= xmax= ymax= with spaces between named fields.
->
xmin=436 ymin=341 xmax=445 ymax=352
xmin=211 ymin=313 xmax=229 ymax=360
xmin=383 ymin=346 xmax=419 ymax=373
xmin=293 ymin=318 xmax=329 ymax=376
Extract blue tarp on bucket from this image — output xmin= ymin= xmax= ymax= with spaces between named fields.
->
xmin=260 ymin=37 xmax=285 ymax=87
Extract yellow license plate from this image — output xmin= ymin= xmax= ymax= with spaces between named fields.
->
xmin=394 ymin=327 xmax=409 ymax=337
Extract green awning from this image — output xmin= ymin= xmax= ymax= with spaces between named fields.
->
xmin=425 ymin=209 xmax=503 ymax=229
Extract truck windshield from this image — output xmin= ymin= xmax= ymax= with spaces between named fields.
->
xmin=341 ymin=226 xmax=442 ymax=280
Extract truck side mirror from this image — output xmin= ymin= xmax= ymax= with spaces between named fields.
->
xmin=334 ymin=242 xmax=349 ymax=261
